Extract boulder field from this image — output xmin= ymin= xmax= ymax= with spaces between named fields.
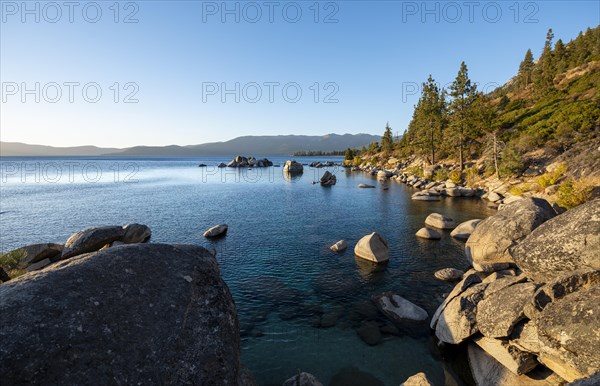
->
xmin=430 ymin=198 xmax=600 ymax=385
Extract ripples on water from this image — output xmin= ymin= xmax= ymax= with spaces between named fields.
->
xmin=0 ymin=156 xmax=495 ymax=385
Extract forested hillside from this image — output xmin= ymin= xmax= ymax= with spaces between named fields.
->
xmin=350 ymin=25 xmax=600 ymax=179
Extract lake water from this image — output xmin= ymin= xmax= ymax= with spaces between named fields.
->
xmin=0 ymin=156 xmax=495 ymax=386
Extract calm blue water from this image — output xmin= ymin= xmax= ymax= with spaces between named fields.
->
xmin=0 ymin=156 xmax=494 ymax=386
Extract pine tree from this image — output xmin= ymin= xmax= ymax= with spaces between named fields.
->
xmin=553 ymin=39 xmax=567 ymax=74
xmin=419 ymin=75 xmax=446 ymax=164
xmin=518 ymin=49 xmax=535 ymax=89
xmin=381 ymin=122 xmax=394 ymax=154
xmin=449 ymin=62 xmax=478 ymax=171
xmin=536 ymin=28 xmax=555 ymax=89
xmin=344 ymin=148 xmax=354 ymax=160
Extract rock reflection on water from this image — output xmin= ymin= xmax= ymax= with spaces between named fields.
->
xmin=329 ymin=366 xmax=385 ymax=386
xmin=354 ymin=257 xmax=388 ymax=283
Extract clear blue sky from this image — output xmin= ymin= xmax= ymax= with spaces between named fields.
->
xmin=1 ymin=0 xmax=598 ymax=147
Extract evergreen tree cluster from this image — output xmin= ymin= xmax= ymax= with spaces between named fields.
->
xmin=365 ymin=25 xmax=600 ymax=177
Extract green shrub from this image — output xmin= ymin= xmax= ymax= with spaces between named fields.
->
xmin=465 ymin=166 xmax=479 ymax=187
xmin=556 ymin=177 xmax=598 ymax=209
xmin=352 ymin=157 xmax=362 ymax=167
xmin=0 ymin=249 xmax=27 ymax=279
xmin=449 ymin=170 xmax=463 ymax=184
xmin=537 ymin=163 xmax=567 ymax=188
xmin=433 ymin=168 xmax=449 ymax=181
xmin=499 ymin=145 xmax=525 ymax=177
xmin=405 ymin=166 xmax=424 ymax=178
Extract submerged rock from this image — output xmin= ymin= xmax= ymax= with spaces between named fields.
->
xmin=465 ymin=198 xmax=555 ymax=272
xmin=357 ymin=320 xmax=382 ymax=346
xmin=283 ymin=372 xmax=324 ymax=386
xmin=354 ymin=232 xmax=389 ymax=263
xmin=358 ymin=184 xmax=376 ymax=188
xmin=0 ymin=243 xmax=249 ymax=385
xmin=372 ymin=292 xmax=428 ymax=322
xmin=512 ymin=198 xmax=600 ymax=283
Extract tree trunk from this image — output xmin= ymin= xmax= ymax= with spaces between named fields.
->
xmin=493 ymin=134 xmax=500 ymax=179
xmin=431 ymin=122 xmax=435 ymax=165
xmin=459 ymin=130 xmax=464 ymax=171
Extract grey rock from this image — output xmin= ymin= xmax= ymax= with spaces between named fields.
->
xmin=400 ymin=372 xmax=433 ymax=386
xmin=11 ymin=243 xmax=63 ymax=268
xmin=537 ymin=285 xmax=600 ymax=382
xmin=473 ymin=335 xmax=539 ymax=375
xmin=354 ymin=232 xmax=388 ymax=263
xmin=525 ymin=269 xmax=600 ymax=319
xmin=0 ymin=243 xmax=249 ymax=385
xmin=425 ymin=213 xmax=457 ymax=229
xmin=372 ymin=292 xmax=428 ymax=322
xmin=567 ymin=372 xmax=600 ymax=386
xmin=512 ymin=198 xmax=600 ymax=283
xmin=434 ymin=268 xmax=464 ymax=281
xmin=467 ymin=343 xmax=563 ymax=386
xmin=320 ymin=171 xmax=337 ymax=186
xmin=330 ymin=240 xmax=347 ymax=252
xmin=122 ymin=223 xmax=151 ymax=244
xmin=357 ymin=321 xmax=382 ymax=346
xmin=430 ymin=272 xmax=482 ymax=329
xmin=476 ymin=282 xmax=537 ymax=338
xmin=358 ymin=184 xmax=375 ymax=188
xmin=465 ymin=198 xmax=556 ymax=272
xmin=435 ymin=282 xmax=488 ymax=344
xmin=416 ymin=227 xmax=441 ymax=240
xmin=203 ymin=223 xmax=228 ymax=238
xmin=25 ymin=258 xmax=53 ymax=272
xmin=450 ymin=219 xmax=482 ymax=241
xmin=283 ymin=372 xmax=324 ymax=386
xmin=61 ymin=226 xmax=126 ymax=259
xmin=283 ymin=160 xmax=304 ymax=174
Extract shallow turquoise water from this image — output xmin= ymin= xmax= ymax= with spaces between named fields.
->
xmin=0 ymin=156 xmax=494 ymax=385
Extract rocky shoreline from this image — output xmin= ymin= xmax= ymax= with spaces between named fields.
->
xmin=1 ymin=196 xmax=598 ymax=385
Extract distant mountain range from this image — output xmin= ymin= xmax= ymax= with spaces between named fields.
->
xmin=0 ymin=134 xmax=381 ymax=157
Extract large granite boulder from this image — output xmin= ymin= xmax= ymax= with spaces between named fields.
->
xmin=354 ymin=232 xmax=389 ymax=263
xmin=284 ymin=160 xmax=304 ymax=174
xmin=61 ymin=226 xmax=126 ymax=259
xmin=524 ymin=269 xmax=600 ymax=319
xmin=435 ymin=282 xmax=488 ymax=344
xmin=472 ymin=335 xmax=539 ymax=375
xmin=512 ymin=198 xmax=600 ymax=283
xmin=465 ymin=198 xmax=556 ymax=272
xmin=122 ymin=223 xmax=151 ymax=244
xmin=537 ymin=285 xmax=600 ymax=382
xmin=372 ymin=292 xmax=428 ymax=322
xmin=0 ymin=243 xmax=251 ymax=385
xmin=476 ymin=282 xmax=537 ymax=338
xmin=330 ymin=240 xmax=347 ymax=253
